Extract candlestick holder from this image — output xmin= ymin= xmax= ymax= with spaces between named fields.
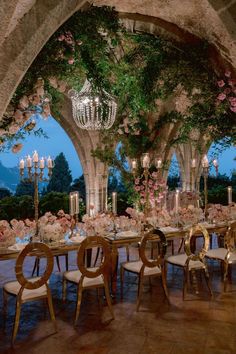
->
xmin=19 ymin=157 xmax=54 ymax=240
xmin=202 ymin=166 xmax=209 ymax=217
xmin=69 ymin=191 xmax=80 ymax=237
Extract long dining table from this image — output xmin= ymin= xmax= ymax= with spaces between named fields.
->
xmin=0 ymin=223 xmax=229 ymax=294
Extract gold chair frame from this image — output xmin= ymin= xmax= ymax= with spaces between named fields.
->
xmin=166 ymin=224 xmax=213 ymax=299
xmin=3 ymin=242 xmax=57 ymax=345
xmin=62 ymin=236 xmax=114 ymax=325
xmin=120 ymin=228 xmax=169 ymax=311
xmin=206 ymin=221 xmax=236 ymax=291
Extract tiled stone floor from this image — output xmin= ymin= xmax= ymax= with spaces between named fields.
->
xmin=0 ymin=242 xmax=236 ymax=354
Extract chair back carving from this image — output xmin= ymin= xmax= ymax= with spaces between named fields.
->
xmin=77 ymin=236 xmax=110 ymax=278
xmin=184 ymin=224 xmax=210 ymax=261
xmin=225 ymin=221 xmax=236 ymax=252
xmin=15 ymin=242 xmax=53 ymax=290
xmin=140 ymin=228 xmax=167 ymax=268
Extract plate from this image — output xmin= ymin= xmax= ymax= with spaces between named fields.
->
xmin=70 ymin=236 xmax=86 ymax=244
xmin=116 ymin=231 xmax=138 ymax=238
xmin=8 ymin=243 xmax=28 ymax=251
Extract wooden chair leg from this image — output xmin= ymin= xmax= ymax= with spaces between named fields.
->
xmin=120 ymin=266 xmax=125 ymax=298
xmin=2 ymin=290 xmax=8 ymax=331
xmin=65 ymin=254 xmax=69 ymax=271
xmin=11 ymin=299 xmax=22 ymax=346
xmin=183 ymin=268 xmax=188 ymax=300
xmin=161 ymin=264 xmax=170 ymax=303
xmin=32 ymin=257 xmax=38 ymax=276
xmin=223 ymin=261 xmax=229 ymax=292
xmin=62 ymin=277 xmax=67 ymax=302
xmin=136 ymin=274 xmax=144 ymax=312
xmin=125 ymin=246 xmax=130 ymax=262
xmin=203 ymin=268 xmax=213 ymax=297
xmin=36 ymin=258 xmax=40 ymax=276
xmin=55 ymin=256 xmax=61 ymax=272
xmin=104 ymin=280 xmax=114 ymax=319
xmin=74 ymin=283 xmax=83 ymax=326
xmin=93 ymin=247 xmax=100 ymax=267
xmin=47 ymin=290 xmax=57 ymax=332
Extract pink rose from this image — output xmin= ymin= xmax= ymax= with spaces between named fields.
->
xmin=224 ymin=88 xmax=231 ymax=94
xmin=217 ymin=93 xmax=226 ymax=101
xmin=58 ymin=34 xmax=65 ymax=41
xmin=230 ymin=106 xmax=236 ymax=112
xmin=225 ymin=70 xmax=231 ymax=78
xmin=68 ymin=58 xmax=74 ymax=65
xmin=217 ymin=80 xmax=225 ymax=87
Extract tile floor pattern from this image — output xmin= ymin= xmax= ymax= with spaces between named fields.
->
xmin=0 ymin=241 xmax=236 ymax=354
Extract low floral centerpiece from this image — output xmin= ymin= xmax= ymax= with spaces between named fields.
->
xmin=38 ymin=210 xmax=72 ymax=243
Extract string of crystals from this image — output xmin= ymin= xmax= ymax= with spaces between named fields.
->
xmin=68 ymin=80 xmax=117 ymax=130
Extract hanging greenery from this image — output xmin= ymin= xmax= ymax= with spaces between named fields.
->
xmin=1 ymin=5 xmax=235 ymax=162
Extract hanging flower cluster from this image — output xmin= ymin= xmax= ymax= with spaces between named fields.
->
xmin=57 ymin=31 xmax=83 ymax=65
xmin=134 ymin=172 xmax=167 ymax=209
xmin=117 ymin=117 xmax=140 ymax=136
xmin=216 ymin=71 xmax=236 ymax=113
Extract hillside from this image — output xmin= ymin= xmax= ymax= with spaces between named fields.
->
xmin=0 ymin=161 xmax=19 ymax=192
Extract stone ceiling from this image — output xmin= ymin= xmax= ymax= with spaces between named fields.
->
xmin=0 ymin=0 xmax=236 ymax=119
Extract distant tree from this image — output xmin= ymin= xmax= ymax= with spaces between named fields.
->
xmin=47 ymin=153 xmax=72 ymax=193
xmin=0 ymin=195 xmax=34 ymax=220
xmin=40 ymin=192 xmax=69 ymax=215
xmin=0 ymin=187 xmax=11 ymax=199
xmin=70 ymin=174 xmax=86 ymax=200
xmin=167 ymin=175 xmax=180 ymax=190
xmin=15 ymin=181 xmax=34 ymax=197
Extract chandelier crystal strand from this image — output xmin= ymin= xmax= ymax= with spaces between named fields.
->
xmin=68 ymin=80 xmax=117 ymax=130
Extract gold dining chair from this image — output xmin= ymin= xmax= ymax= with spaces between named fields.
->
xmin=205 ymin=221 xmax=236 ymax=291
xmin=62 ymin=236 xmax=114 ymax=325
xmin=3 ymin=242 xmax=57 ymax=345
xmin=120 ymin=229 xmax=169 ymax=311
xmin=165 ymin=224 xmax=213 ymax=299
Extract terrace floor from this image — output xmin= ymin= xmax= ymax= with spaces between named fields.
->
xmin=0 ymin=241 xmax=236 ymax=354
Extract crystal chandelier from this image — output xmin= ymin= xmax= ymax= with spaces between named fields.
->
xmin=68 ymin=80 xmax=117 ymax=130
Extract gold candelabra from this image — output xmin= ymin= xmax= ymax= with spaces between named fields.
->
xmin=19 ymin=151 xmax=54 ymax=239
xmin=131 ymin=153 xmax=163 ymax=217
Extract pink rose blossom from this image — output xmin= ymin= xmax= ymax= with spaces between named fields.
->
xmin=225 ymin=70 xmax=231 ymax=78
xmin=224 ymin=88 xmax=231 ymax=94
xmin=68 ymin=58 xmax=75 ymax=65
xmin=230 ymin=106 xmax=236 ymax=112
xmin=217 ymin=93 xmax=226 ymax=101
xmin=217 ymin=80 xmax=225 ymax=87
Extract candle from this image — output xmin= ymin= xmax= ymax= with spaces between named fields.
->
xmin=156 ymin=159 xmax=162 ymax=169
xmin=47 ymin=156 xmax=52 ymax=168
xmin=131 ymin=159 xmax=137 ymax=172
xmin=112 ymin=192 xmax=117 ymax=215
xmin=32 ymin=150 xmax=38 ymax=163
xmin=175 ymin=189 xmax=180 ymax=214
xmin=74 ymin=191 xmax=79 ymax=214
xmin=19 ymin=158 xmax=24 ymax=169
xmin=213 ymin=159 xmax=218 ymax=168
xmin=141 ymin=153 xmax=150 ymax=169
xmin=202 ymin=154 xmax=209 ymax=168
xmin=228 ymin=186 xmax=232 ymax=205
xmin=26 ymin=155 xmax=32 ymax=167
xmin=69 ymin=194 xmax=75 ymax=215
xmin=191 ymin=158 xmax=196 ymax=168
xmin=39 ymin=157 xmax=45 ymax=168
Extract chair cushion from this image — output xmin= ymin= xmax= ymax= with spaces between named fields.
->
xmin=4 ymin=277 xmax=47 ymax=301
xmin=122 ymin=260 xmax=161 ymax=276
xmin=206 ymin=248 xmax=228 ymax=260
xmin=167 ymin=254 xmax=205 ymax=269
xmin=63 ymin=267 xmax=104 ymax=287
xmin=206 ymin=248 xmax=236 ymax=263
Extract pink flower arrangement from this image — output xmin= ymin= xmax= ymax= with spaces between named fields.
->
xmin=208 ymin=204 xmax=230 ymax=223
xmin=216 ymin=71 xmax=236 ymax=113
xmin=170 ymin=205 xmax=204 ymax=226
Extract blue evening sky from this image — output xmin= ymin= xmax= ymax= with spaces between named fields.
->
xmin=0 ymin=116 xmax=235 ymax=179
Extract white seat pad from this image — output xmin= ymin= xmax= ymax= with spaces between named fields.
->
xmin=4 ymin=277 xmax=47 ymax=301
xmin=167 ymin=254 xmax=205 ymax=269
xmin=122 ymin=260 xmax=161 ymax=276
xmin=206 ymin=248 xmax=228 ymax=260
xmin=64 ymin=267 xmax=104 ymax=287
